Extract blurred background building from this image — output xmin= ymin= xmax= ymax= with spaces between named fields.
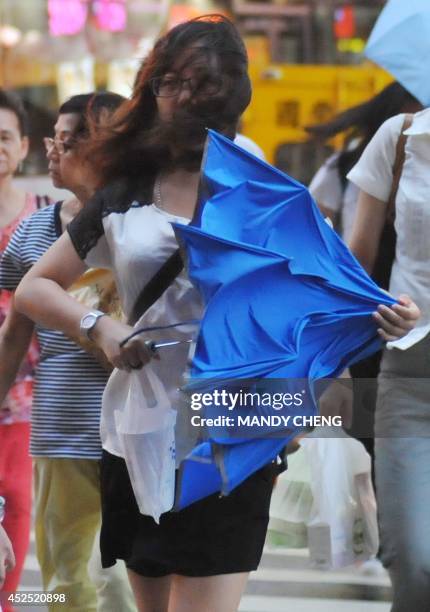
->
xmin=0 ymin=0 xmax=389 ymax=183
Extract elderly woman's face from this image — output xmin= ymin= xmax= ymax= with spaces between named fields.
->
xmin=46 ymin=112 xmax=79 ymax=188
xmin=0 ymin=108 xmax=28 ymax=179
xmin=59 ymin=138 xmax=98 ymax=195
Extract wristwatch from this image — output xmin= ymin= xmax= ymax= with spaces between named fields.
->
xmin=80 ymin=310 xmax=106 ymax=340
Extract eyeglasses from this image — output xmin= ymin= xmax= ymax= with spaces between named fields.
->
xmin=149 ymin=74 xmax=223 ymax=98
xmin=43 ymin=137 xmax=76 ymax=155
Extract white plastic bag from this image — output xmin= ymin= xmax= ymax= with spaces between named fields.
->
xmin=304 ymin=427 xmax=379 ymax=569
xmin=268 ymin=447 xmax=313 ymax=548
xmin=114 ymin=366 xmax=177 ymax=523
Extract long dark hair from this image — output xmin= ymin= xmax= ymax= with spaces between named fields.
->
xmin=306 ymin=82 xmax=421 ymax=182
xmin=86 ymin=15 xmax=251 ymax=184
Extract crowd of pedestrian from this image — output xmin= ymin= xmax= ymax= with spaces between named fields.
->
xmin=0 ymin=14 xmax=428 ymax=612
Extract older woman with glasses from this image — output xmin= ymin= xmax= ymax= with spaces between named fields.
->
xmin=43 ymin=136 xmax=76 ymax=156
xmin=0 ymin=92 xmax=136 ymax=612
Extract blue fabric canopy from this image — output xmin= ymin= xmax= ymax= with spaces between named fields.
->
xmin=365 ymin=0 xmax=430 ymax=106
xmin=173 ymin=130 xmax=396 ymax=510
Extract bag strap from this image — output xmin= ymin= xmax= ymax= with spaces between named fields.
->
xmin=128 ymin=249 xmax=183 ymax=325
xmin=386 ymin=113 xmax=413 ymax=223
xmin=36 ymin=194 xmax=50 ymax=209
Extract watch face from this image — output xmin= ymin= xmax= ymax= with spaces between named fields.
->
xmin=81 ymin=311 xmax=104 ymax=337
xmin=81 ymin=313 xmax=97 ymax=330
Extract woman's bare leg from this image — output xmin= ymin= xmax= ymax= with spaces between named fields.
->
xmin=127 ymin=569 xmax=172 ymax=612
xmin=168 ymin=573 xmax=249 ymax=612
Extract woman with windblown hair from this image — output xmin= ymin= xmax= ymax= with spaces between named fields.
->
xmin=14 ymin=17 xmax=420 ymax=612
xmin=308 ymin=82 xmax=422 ymax=460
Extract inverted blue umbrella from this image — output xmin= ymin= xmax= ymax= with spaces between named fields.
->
xmin=365 ymin=0 xmax=430 ymax=105
xmin=172 ymin=131 xmax=396 ymax=510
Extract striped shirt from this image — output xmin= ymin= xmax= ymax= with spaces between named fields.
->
xmin=0 ymin=203 xmax=108 ymax=458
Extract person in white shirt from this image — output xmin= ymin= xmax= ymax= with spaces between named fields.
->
xmin=308 ymin=82 xmax=421 ymax=242
xmin=308 ymin=83 xmax=423 ymax=496
xmin=348 ymin=108 xmax=430 ymax=612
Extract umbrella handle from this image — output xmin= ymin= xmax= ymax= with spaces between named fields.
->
xmin=144 ymin=340 xmax=157 ymax=354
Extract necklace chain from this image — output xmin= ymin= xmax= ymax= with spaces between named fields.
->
xmin=154 ymin=173 xmax=163 ymax=210
xmin=154 ymin=172 xmax=199 ymax=216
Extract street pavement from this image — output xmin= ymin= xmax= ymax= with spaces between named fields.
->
xmin=16 ymin=533 xmax=392 ymax=612
xmin=240 ymin=547 xmax=391 ymax=611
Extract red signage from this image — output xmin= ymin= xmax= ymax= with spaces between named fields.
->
xmin=334 ymin=5 xmax=356 ymax=40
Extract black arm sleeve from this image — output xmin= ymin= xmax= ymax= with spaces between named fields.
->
xmin=67 ymin=177 xmax=152 ymax=261
xmin=67 ymin=189 xmax=106 ymax=261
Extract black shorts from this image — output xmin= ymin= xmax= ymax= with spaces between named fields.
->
xmin=100 ymin=449 xmax=277 ymax=577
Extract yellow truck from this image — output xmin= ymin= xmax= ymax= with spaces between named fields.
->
xmin=242 ymin=63 xmax=391 ymax=183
